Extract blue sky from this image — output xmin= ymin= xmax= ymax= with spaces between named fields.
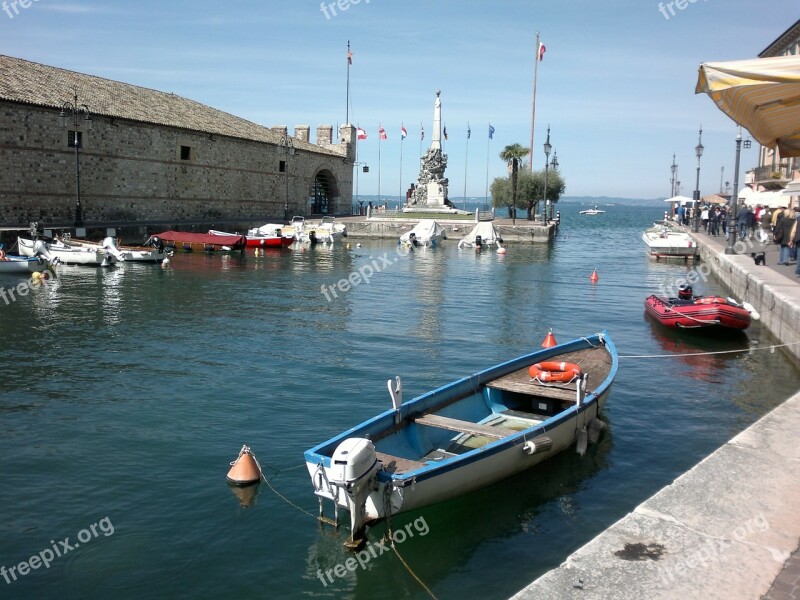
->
xmin=1 ymin=0 xmax=796 ymax=199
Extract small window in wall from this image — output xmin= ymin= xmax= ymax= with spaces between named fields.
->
xmin=67 ymin=131 xmax=83 ymax=148
xmin=279 ymin=160 xmax=286 ymax=173
xmin=180 ymin=145 xmax=192 ymax=161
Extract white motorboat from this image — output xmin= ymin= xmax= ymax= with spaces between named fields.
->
xmin=641 ymin=223 xmax=697 ymax=259
xmin=18 ymin=236 xmax=120 ymax=267
xmin=457 ymin=222 xmax=503 ymax=248
xmin=297 ymin=216 xmax=347 ymax=244
xmin=399 ymin=219 xmax=447 ymax=248
xmin=68 ymin=237 xmax=169 ymax=263
xmin=579 ymin=205 xmax=606 ymax=215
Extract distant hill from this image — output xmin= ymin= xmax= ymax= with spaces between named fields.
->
xmin=559 ymin=196 xmax=664 ymax=206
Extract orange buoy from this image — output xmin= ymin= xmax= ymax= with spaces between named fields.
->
xmin=226 ymin=445 xmax=262 ymax=487
xmin=541 ymin=330 xmax=557 ymax=348
xmin=589 ymin=269 xmax=599 ymax=283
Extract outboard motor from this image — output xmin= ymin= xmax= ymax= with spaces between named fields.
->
xmin=32 ymin=240 xmax=53 ymax=261
xmin=148 ymin=236 xmax=165 ymax=252
xmin=329 ymin=438 xmax=380 ymax=548
xmin=678 ymin=284 xmax=693 ymax=300
xmin=475 ymin=235 xmax=483 ymax=247
xmin=308 ymin=230 xmax=318 ymax=245
xmin=409 ymin=232 xmax=418 ymax=247
xmin=102 ymin=237 xmax=125 ymax=262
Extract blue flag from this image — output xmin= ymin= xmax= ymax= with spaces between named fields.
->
xmin=489 ymin=124 xmax=495 ymax=139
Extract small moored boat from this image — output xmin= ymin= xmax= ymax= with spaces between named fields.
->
xmin=305 ymin=331 xmax=618 ymax=547
xmin=150 ymin=231 xmax=246 ymax=252
xmin=644 ymin=287 xmax=756 ymax=330
xmin=579 ymin=205 xmax=606 ymax=215
xmin=209 ymin=226 xmax=294 ymax=249
xmin=399 ymin=219 xmax=447 ymax=248
xmin=0 ymin=254 xmax=51 ymax=274
xmin=642 ymin=223 xmax=697 ymax=259
xmin=17 ymin=236 xmax=119 ymax=267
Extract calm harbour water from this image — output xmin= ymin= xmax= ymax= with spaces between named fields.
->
xmin=1 ymin=203 xmax=799 ymax=600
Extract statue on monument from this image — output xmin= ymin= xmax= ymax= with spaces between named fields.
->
xmin=409 ymin=91 xmax=451 ymax=208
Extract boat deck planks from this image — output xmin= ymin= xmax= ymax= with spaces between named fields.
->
xmin=486 ymin=348 xmax=612 ymax=401
xmin=375 ymin=452 xmax=426 ymax=475
xmin=414 ymin=414 xmax=517 ymax=439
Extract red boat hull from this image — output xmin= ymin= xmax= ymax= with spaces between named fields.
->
xmin=245 ymin=236 xmax=294 ymax=248
xmin=644 ymin=295 xmax=751 ymax=330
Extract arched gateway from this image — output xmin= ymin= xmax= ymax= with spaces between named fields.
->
xmin=309 ymin=169 xmax=339 ymax=215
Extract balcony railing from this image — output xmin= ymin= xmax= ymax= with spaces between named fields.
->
xmin=751 ymin=163 xmax=793 ymax=187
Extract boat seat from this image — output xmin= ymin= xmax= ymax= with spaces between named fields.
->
xmin=414 ymin=414 xmax=516 ymax=440
xmin=375 ymin=451 xmax=426 ymax=475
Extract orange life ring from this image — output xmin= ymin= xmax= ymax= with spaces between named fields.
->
xmin=0 ymin=249 xmax=6 ymax=260
xmin=529 ymin=361 xmax=582 ymax=383
xmin=695 ymin=296 xmax=727 ymax=305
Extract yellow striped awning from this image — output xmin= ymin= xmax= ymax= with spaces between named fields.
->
xmin=696 ymin=55 xmax=800 ymax=157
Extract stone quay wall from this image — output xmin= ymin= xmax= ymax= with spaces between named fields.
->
xmin=0 ymin=102 xmax=354 ymax=228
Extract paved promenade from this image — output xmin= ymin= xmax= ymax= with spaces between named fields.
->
xmin=512 ymin=224 xmax=800 ymax=600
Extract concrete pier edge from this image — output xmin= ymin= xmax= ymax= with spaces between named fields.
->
xmin=511 ymin=228 xmax=800 ymax=599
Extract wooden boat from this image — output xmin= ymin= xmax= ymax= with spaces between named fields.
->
xmin=17 ymin=237 xmax=118 ymax=267
xmin=642 ymin=223 xmax=697 ymax=259
xmin=149 ymin=231 xmax=246 ymax=252
xmin=209 ymin=227 xmax=294 ymax=249
xmin=0 ymin=254 xmax=50 ymax=274
xmin=579 ymin=205 xmax=606 ymax=215
xmin=644 ymin=293 xmax=756 ymax=330
xmin=305 ymin=331 xmax=618 ymax=547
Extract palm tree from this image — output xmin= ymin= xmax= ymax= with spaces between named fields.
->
xmin=499 ymin=144 xmax=530 ymax=222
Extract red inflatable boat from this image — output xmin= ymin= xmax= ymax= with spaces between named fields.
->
xmin=644 ymin=294 xmax=753 ymax=330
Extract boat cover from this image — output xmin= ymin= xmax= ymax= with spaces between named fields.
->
xmin=461 ymin=222 xmax=502 ymax=244
xmin=400 ymin=219 xmax=446 ymax=243
xmin=152 ymin=231 xmax=246 ymax=247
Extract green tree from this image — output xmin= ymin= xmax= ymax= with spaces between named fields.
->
xmin=491 ymin=168 xmax=566 ymax=220
xmin=499 ymin=144 xmax=529 ymax=220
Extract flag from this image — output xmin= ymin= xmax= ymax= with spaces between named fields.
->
xmin=401 ymin=125 xmax=408 ymax=140
xmin=467 ymin=123 xmax=471 ymax=140
xmin=421 ymin=124 xmax=425 ymax=141
xmin=379 ymin=125 xmax=387 ymax=140
xmin=538 ymin=41 xmax=546 ymax=61
xmin=357 ymin=127 xmax=367 ymax=140
xmin=347 ymin=49 xmax=352 ymax=65
xmin=443 ymin=125 xmax=448 ymax=141
xmin=489 ymin=124 xmax=495 ymax=139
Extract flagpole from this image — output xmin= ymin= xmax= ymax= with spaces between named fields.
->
xmin=378 ymin=125 xmax=382 ymax=206
xmin=529 ymin=31 xmax=540 ymax=171
xmin=346 ymin=40 xmax=351 ymax=124
xmin=399 ymin=130 xmax=404 ymax=206
xmin=485 ymin=124 xmax=491 ymax=203
xmin=464 ymin=123 xmax=470 ymax=211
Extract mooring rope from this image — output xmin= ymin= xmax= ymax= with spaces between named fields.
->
xmin=619 ymin=340 xmax=800 ymax=359
xmin=246 ymin=449 xmax=436 ymax=598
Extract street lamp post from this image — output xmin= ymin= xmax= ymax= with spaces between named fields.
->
xmin=542 ymin=125 xmax=551 ymax=225
xmin=725 ymin=129 xmax=744 ymax=254
xmin=279 ymin=135 xmax=294 ymax=221
xmin=549 ymin=150 xmax=558 ymax=220
xmin=692 ymin=126 xmax=704 ymax=233
xmin=58 ymin=92 xmax=92 ymax=227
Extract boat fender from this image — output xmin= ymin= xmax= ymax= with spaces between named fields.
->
xmin=576 ymin=426 xmax=588 ymax=456
xmin=529 ymin=361 xmax=582 ymax=383
xmin=587 ymin=418 xmax=606 ymax=444
xmin=742 ymin=302 xmax=760 ymax=320
xmin=522 ymin=436 xmax=553 ymax=455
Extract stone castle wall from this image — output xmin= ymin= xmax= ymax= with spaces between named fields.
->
xmin=0 ymin=102 xmax=355 ymax=227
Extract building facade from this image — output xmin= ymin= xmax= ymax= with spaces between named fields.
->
xmin=0 ymin=55 xmax=355 ymax=228
xmin=747 ymin=20 xmax=800 ymax=205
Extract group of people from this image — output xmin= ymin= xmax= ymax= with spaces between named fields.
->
xmin=772 ymin=205 xmax=800 ymax=276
